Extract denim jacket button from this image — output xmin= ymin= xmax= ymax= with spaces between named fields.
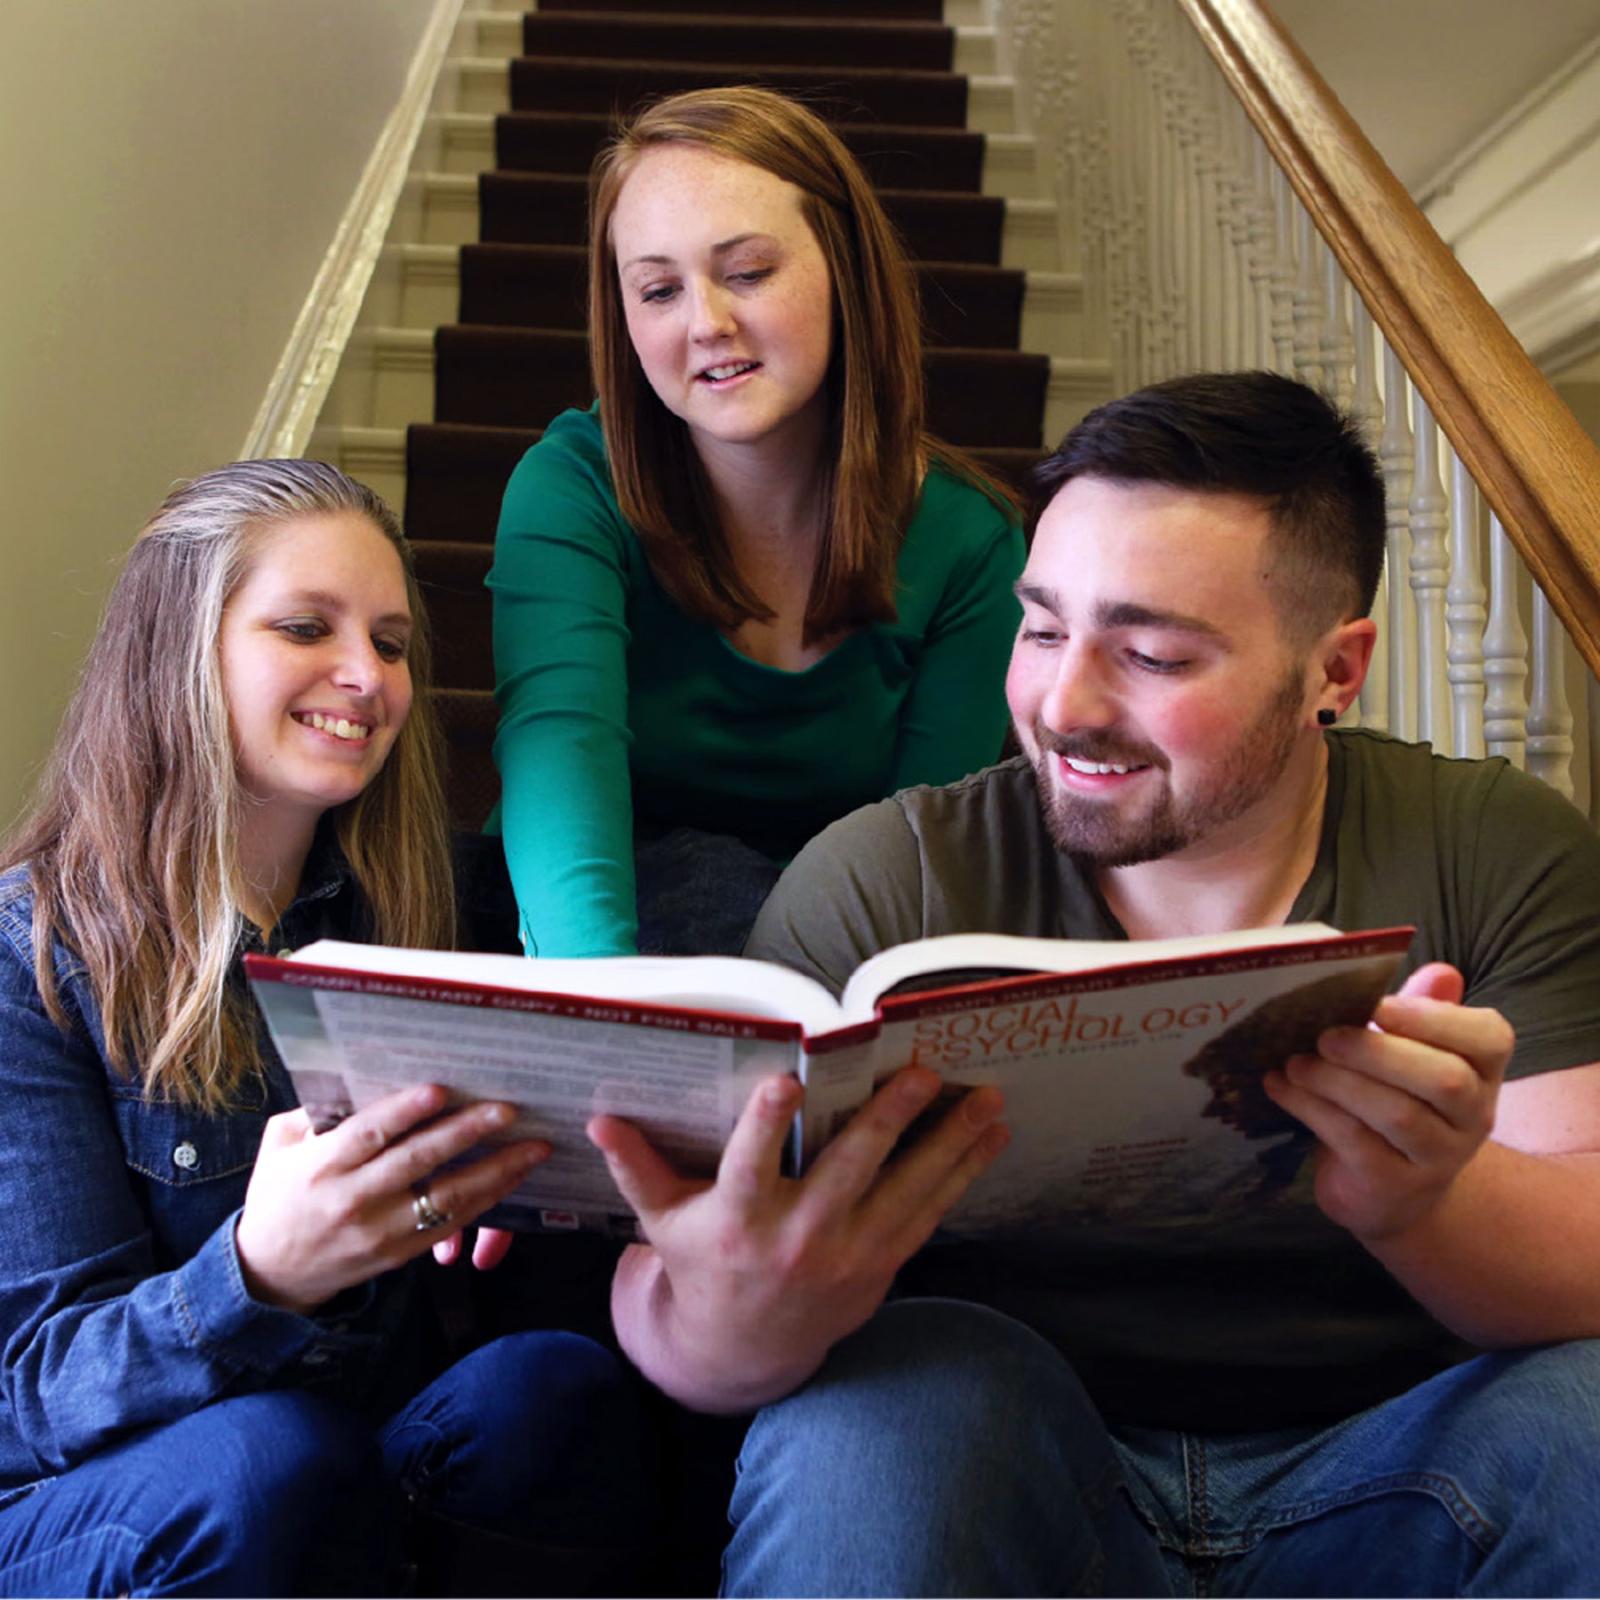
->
xmin=172 ymin=1141 xmax=200 ymax=1172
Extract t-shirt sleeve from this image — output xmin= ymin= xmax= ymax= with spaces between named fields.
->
xmin=745 ymin=798 xmax=927 ymax=998
xmin=1455 ymin=762 xmax=1600 ymax=1078
xmin=890 ymin=490 xmax=1024 ymax=793
xmin=488 ymin=415 xmax=639 ymax=957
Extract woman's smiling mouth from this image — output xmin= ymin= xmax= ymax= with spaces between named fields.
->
xmin=292 ymin=711 xmax=371 ymax=742
xmin=697 ymin=360 xmax=761 ymax=385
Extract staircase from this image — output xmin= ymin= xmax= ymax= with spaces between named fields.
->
xmin=312 ymin=0 xmax=1112 ymax=828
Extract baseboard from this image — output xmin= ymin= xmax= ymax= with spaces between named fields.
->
xmin=240 ymin=0 xmax=468 ymax=460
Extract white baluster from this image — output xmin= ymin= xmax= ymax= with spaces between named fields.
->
xmin=1321 ymin=250 xmax=1355 ymax=408
xmin=1482 ymin=514 xmax=1529 ymax=767
xmin=1268 ymin=167 xmax=1298 ymax=374
xmin=1589 ymin=675 xmax=1600 ymax=826
xmin=1408 ymin=393 xmax=1451 ymax=751
xmin=1220 ymin=95 xmax=1254 ymax=370
xmin=1527 ymin=588 xmax=1576 ymax=799
xmin=1348 ymin=296 xmax=1382 ymax=441
xmin=1445 ymin=453 xmax=1487 ymax=760
xmin=1246 ymin=138 xmax=1280 ymax=369
xmin=1379 ymin=346 xmax=1416 ymax=740
xmin=1292 ymin=206 xmax=1325 ymax=388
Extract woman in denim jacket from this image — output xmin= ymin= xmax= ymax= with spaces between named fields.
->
xmin=0 ymin=462 xmax=656 ymax=1596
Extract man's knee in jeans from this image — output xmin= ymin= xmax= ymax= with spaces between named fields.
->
xmin=741 ymin=1299 xmax=1095 ymax=1479
xmin=726 ymin=1300 xmax=1164 ymax=1598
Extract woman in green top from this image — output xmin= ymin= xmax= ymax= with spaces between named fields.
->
xmin=490 ymin=87 xmax=1025 ymax=959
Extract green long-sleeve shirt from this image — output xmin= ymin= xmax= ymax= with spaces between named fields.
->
xmin=488 ymin=405 xmax=1024 ymax=957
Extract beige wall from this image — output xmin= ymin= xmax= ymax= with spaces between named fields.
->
xmin=0 ymin=0 xmax=436 ymax=828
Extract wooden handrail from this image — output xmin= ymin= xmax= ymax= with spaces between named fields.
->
xmin=1175 ymin=0 xmax=1600 ymax=679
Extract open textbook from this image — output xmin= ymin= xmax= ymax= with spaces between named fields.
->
xmin=245 ymin=922 xmax=1413 ymax=1237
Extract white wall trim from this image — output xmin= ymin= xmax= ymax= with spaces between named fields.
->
xmin=1416 ymin=32 xmax=1600 ymax=217
xmin=1500 ymin=244 xmax=1600 ymax=374
xmin=240 ymin=0 xmax=467 ymax=459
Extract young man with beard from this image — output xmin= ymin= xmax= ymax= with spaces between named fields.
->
xmin=590 ymin=373 xmax=1600 ymax=1596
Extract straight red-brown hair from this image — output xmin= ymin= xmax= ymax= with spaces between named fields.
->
xmin=590 ymin=87 xmax=1002 ymax=642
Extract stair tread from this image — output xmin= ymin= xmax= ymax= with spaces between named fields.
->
xmin=521 ymin=14 xmax=955 ymax=71
xmin=475 ymin=171 xmax=1004 ymax=263
xmin=491 ymin=110 xmax=987 ymax=192
xmin=405 ymin=422 xmax=1045 ymax=545
xmin=432 ymin=328 xmax=1047 ymax=447
xmin=509 ymin=58 xmax=969 ymax=129
xmin=455 ymin=243 xmax=1024 ymax=345
xmin=538 ymin=0 xmax=944 ymax=16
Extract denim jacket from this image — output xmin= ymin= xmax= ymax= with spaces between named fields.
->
xmin=0 ymin=844 xmax=421 ymax=1498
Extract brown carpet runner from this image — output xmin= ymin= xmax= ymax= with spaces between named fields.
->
xmin=521 ymin=15 xmax=957 ymax=71
xmin=405 ymin=2 xmax=1051 ymax=824
xmin=541 ymin=0 xmax=944 ymax=19
xmin=495 ymin=112 xmax=988 ymax=191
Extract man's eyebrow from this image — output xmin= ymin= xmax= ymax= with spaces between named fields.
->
xmin=1014 ymin=580 xmax=1063 ymax=610
xmin=620 ymin=233 xmax=776 ymax=272
xmin=1014 ymin=583 xmax=1223 ymax=638
xmin=1094 ymin=600 xmax=1225 ymax=638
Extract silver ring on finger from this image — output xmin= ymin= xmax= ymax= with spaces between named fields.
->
xmin=412 ymin=1188 xmax=451 ymax=1232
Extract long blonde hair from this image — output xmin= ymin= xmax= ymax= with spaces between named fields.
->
xmin=2 ymin=460 xmax=455 ymax=1110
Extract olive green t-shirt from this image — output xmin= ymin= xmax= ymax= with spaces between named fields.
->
xmin=746 ymin=731 xmax=1600 ymax=1431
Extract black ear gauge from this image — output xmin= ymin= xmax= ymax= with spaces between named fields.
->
xmin=1317 ymin=708 xmax=1337 ymax=727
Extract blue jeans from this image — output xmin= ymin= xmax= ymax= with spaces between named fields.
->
xmin=724 ymin=1299 xmax=1600 ymax=1597
xmin=0 ymin=1331 xmax=653 ymax=1597
xmin=634 ymin=826 xmax=783 ymax=957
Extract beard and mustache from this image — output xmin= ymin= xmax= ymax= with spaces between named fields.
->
xmin=1027 ymin=664 xmax=1306 ymax=868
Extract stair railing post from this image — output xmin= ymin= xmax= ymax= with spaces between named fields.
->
xmin=1445 ymin=452 xmax=1488 ymax=760
xmin=1266 ymin=165 xmax=1298 ymax=374
xmin=1528 ymin=589 xmax=1577 ymax=799
xmin=1408 ymin=392 xmax=1452 ymax=751
xmin=1291 ymin=206 xmax=1325 ymax=388
xmin=1483 ymin=513 xmax=1530 ymax=767
xmin=1379 ymin=344 xmax=1417 ymax=742
xmin=1351 ymin=299 xmax=1387 ymax=732
xmin=1320 ymin=252 xmax=1355 ymax=410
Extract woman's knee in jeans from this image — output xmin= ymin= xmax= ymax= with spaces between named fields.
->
xmin=149 ymin=1391 xmax=387 ymax=1593
xmin=404 ymin=1332 xmax=659 ymax=1534
xmin=173 ymin=1390 xmax=380 ymax=1518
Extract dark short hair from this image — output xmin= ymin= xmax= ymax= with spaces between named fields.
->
xmin=1030 ymin=371 xmax=1386 ymax=641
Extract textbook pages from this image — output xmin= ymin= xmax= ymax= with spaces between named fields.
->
xmin=245 ymin=922 xmax=1412 ymax=1237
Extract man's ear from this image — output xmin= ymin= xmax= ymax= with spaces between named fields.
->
xmin=1312 ymin=617 xmax=1377 ymax=721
